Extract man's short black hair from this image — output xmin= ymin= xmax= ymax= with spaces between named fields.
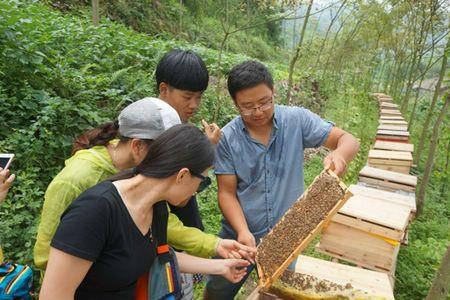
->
xmin=156 ymin=49 xmax=209 ymax=92
xmin=227 ymin=60 xmax=274 ymax=101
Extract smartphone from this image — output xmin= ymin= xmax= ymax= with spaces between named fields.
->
xmin=0 ymin=154 xmax=14 ymax=170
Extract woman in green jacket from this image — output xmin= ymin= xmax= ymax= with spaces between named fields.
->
xmin=34 ymin=98 xmax=254 ymax=273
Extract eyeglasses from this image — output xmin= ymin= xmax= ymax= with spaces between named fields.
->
xmin=192 ymin=173 xmax=212 ymax=193
xmin=238 ymin=98 xmax=274 ymax=116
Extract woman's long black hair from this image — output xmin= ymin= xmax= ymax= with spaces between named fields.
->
xmin=109 ymin=123 xmax=214 ymax=181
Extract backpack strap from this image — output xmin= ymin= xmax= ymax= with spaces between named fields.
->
xmin=153 ymin=201 xmax=170 ymax=264
xmin=151 ymin=201 xmax=182 ymax=299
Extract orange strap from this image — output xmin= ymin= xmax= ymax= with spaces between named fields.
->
xmin=135 ymin=274 xmax=148 ymax=300
xmin=157 ymin=244 xmax=169 ymax=254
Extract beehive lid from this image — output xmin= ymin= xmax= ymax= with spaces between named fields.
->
xmin=359 ymin=166 xmax=417 ymax=187
xmin=369 ymin=149 xmax=413 ymax=161
xmin=373 ymin=140 xmax=414 ymax=152
xmin=379 ymin=119 xmax=408 ymax=125
xmin=381 ymin=109 xmax=401 ymax=115
xmin=378 ymin=96 xmax=393 ymax=100
xmin=339 ymin=194 xmax=410 ymax=231
xmin=294 ymin=255 xmax=394 ymax=300
xmin=377 ymin=129 xmax=410 ymax=137
xmin=349 ymin=184 xmax=416 ymax=213
xmin=380 ymin=116 xmax=405 ymax=121
xmin=378 ymin=124 xmax=408 ymax=131
xmin=381 ymin=102 xmax=398 ymax=108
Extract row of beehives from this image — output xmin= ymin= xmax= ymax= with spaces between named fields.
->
xmin=313 ymin=93 xmax=417 ymax=296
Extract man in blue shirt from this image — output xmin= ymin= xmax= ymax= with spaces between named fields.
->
xmin=205 ymin=61 xmax=360 ymax=299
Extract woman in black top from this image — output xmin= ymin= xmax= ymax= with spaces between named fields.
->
xmin=39 ymin=124 xmax=250 ymax=300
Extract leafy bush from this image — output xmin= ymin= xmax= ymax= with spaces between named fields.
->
xmin=0 ymin=0 xmax=248 ymax=268
xmin=47 ymin=0 xmax=284 ymax=61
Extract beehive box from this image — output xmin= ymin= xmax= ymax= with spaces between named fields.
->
xmin=368 ymin=149 xmax=413 ymax=174
xmin=380 ymin=115 xmax=405 ymax=121
xmin=377 ymin=124 xmax=408 ymax=132
xmin=373 ymin=141 xmax=414 ymax=153
xmin=348 ymin=184 xmax=416 ymax=220
xmin=380 ymin=102 xmax=398 ymax=109
xmin=378 ymin=97 xmax=393 ymax=103
xmin=376 ymin=129 xmax=409 ymax=142
xmin=380 ymin=109 xmax=402 ymax=117
xmin=379 ymin=119 xmax=408 ymax=126
xmin=247 ymin=256 xmax=395 ymax=300
xmin=358 ymin=166 xmax=417 ymax=192
xmin=255 ymin=170 xmax=352 ymax=289
xmin=316 ymin=222 xmax=400 ymax=280
xmin=316 ymin=194 xmax=410 ymax=279
xmin=371 ymin=92 xmax=388 ymax=98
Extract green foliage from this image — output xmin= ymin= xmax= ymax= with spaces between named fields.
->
xmin=0 ymin=0 xmax=248 ymax=269
xmin=395 ymin=200 xmax=450 ymax=299
xmin=50 ymin=0 xmax=284 ymax=61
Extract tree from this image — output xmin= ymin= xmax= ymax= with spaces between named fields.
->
xmin=314 ymin=0 xmax=348 ymax=68
xmin=92 ymin=0 xmax=99 ymax=27
xmin=416 ymin=93 xmax=449 ymax=214
xmin=286 ymin=0 xmax=314 ymax=104
xmin=415 ymin=35 xmax=449 ymax=164
xmin=211 ymin=1 xmax=294 ymax=122
xmin=425 ymin=244 xmax=450 ymax=300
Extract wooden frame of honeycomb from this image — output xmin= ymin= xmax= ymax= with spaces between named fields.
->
xmin=255 ymin=170 xmax=353 ymax=291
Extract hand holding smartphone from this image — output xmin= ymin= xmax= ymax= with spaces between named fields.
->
xmin=0 ymin=153 xmax=14 ymax=170
xmin=0 ymin=154 xmax=15 ymax=204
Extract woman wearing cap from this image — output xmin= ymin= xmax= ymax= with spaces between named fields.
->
xmin=39 ymin=124 xmax=250 ymax=300
xmin=34 ymin=98 xmax=255 ymax=278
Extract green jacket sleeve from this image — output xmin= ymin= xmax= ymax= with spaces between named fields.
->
xmin=167 ymin=211 xmax=219 ymax=258
xmin=33 ymin=180 xmax=82 ymax=270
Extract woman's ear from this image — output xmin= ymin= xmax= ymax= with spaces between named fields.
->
xmin=130 ymin=139 xmax=148 ymax=164
xmin=175 ymin=168 xmax=190 ymax=184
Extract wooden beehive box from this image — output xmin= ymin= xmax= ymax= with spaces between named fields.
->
xmin=371 ymin=92 xmax=387 ymax=98
xmin=378 ymin=124 xmax=408 ymax=132
xmin=368 ymin=149 xmax=413 ymax=174
xmin=376 ymin=129 xmax=409 ymax=142
xmin=316 ymin=193 xmax=410 ymax=279
xmin=378 ymin=97 xmax=393 ymax=103
xmin=381 ymin=102 xmax=398 ymax=109
xmin=380 ymin=109 xmax=401 ymax=117
xmin=255 ymin=170 xmax=352 ymax=290
xmin=373 ymin=140 xmax=414 ymax=153
xmin=379 ymin=119 xmax=408 ymax=126
xmin=247 ymin=256 xmax=395 ymax=300
xmin=358 ymin=166 xmax=417 ymax=192
xmin=380 ymin=115 xmax=405 ymax=121
xmin=348 ymin=184 xmax=416 ymax=220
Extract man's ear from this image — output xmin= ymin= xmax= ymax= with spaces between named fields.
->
xmin=175 ymin=168 xmax=190 ymax=183
xmin=159 ymin=82 xmax=168 ymax=97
